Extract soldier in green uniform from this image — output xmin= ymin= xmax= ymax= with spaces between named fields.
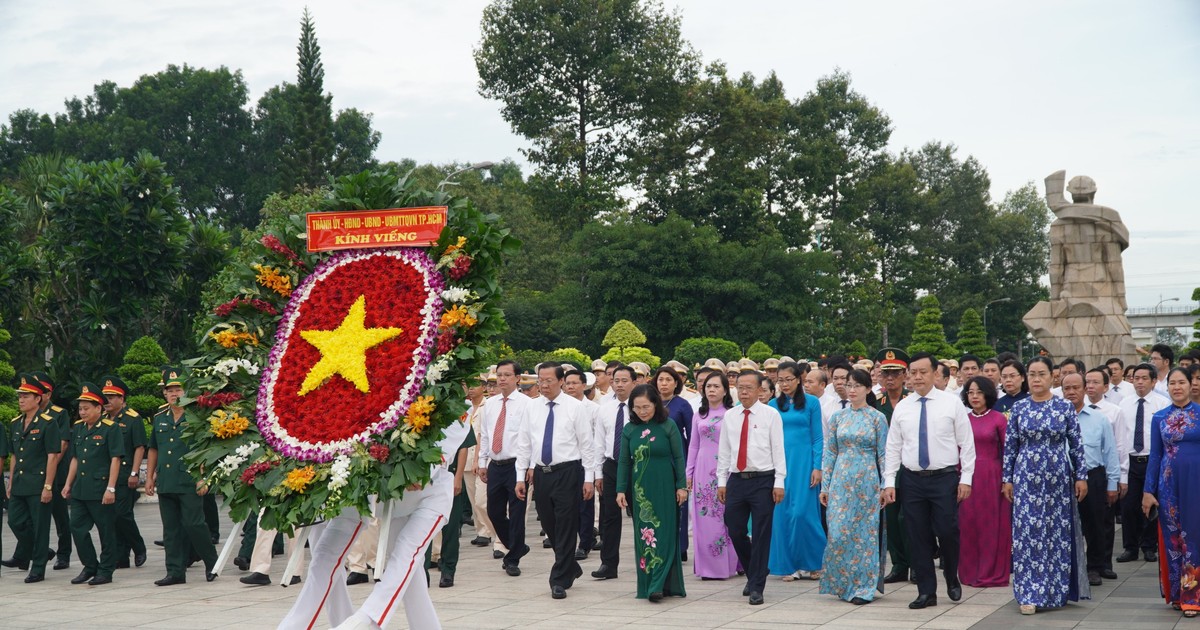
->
xmin=145 ymin=367 xmax=217 ymax=585
xmin=873 ymin=347 xmax=914 ymax=584
xmin=100 ymin=375 xmax=148 ymax=568
xmin=61 ymin=382 xmax=124 ymax=585
xmin=32 ymin=371 xmax=74 ymax=571
xmin=2 ymin=374 xmax=62 ymax=582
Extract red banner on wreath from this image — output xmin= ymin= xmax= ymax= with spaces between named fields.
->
xmin=306 ymin=207 xmax=447 ymax=252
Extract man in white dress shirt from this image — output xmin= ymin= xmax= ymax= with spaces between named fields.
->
xmin=515 ymin=363 xmax=594 ymax=599
xmin=820 ymin=364 xmax=852 ymax=425
xmin=717 ymin=371 xmax=786 ymax=606
xmin=477 ymin=360 xmax=533 ymax=576
xmin=1104 ymin=358 xmax=1129 ymax=402
xmin=881 ymin=353 xmax=976 ymax=610
xmin=1149 ymin=344 xmax=1174 ymax=400
xmin=591 ymin=365 xmax=636 ymax=579
xmin=563 ymin=368 xmax=600 ymax=559
xmin=1115 ymin=362 xmax=1168 ymax=564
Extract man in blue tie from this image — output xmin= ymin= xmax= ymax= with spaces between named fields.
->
xmin=591 ymin=365 xmax=635 ymax=580
xmin=882 ymin=353 xmax=976 ymax=610
xmin=1115 ymin=363 xmax=1168 ymax=563
xmin=516 ymin=362 xmax=595 ymax=599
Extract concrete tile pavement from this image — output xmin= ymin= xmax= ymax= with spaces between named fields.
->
xmin=0 ymin=500 xmax=1187 ymax=629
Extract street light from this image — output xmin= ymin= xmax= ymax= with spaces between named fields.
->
xmin=438 ymin=161 xmax=496 ymax=189
xmin=1153 ymin=296 xmax=1180 ymax=344
xmin=982 ymin=297 xmax=1012 ymax=349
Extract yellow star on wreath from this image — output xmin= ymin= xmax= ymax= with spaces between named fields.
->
xmin=297 ymin=295 xmax=403 ymax=395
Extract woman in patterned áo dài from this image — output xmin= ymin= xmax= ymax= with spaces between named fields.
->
xmin=819 ymin=369 xmax=889 ymax=605
xmin=1002 ymin=356 xmax=1090 ymax=615
xmin=617 ymin=384 xmax=688 ymax=602
xmin=1142 ymin=367 xmax=1200 ymax=618
xmin=685 ymin=373 xmax=739 ymax=579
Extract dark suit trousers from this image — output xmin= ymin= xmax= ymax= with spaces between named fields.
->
xmin=598 ymin=458 xmax=623 ymax=571
xmin=578 ymin=493 xmax=595 ymax=552
xmin=1079 ymin=466 xmax=1114 ymax=572
xmin=486 ymin=460 xmax=528 ymax=566
xmin=723 ymin=474 xmax=775 ymax=594
xmin=534 ymin=461 xmax=583 ymax=588
xmin=899 ymin=468 xmax=960 ymax=596
xmin=1121 ymin=457 xmax=1157 ymax=552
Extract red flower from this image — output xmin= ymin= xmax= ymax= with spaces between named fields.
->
xmin=262 ymin=234 xmax=308 ymax=269
xmin=448 ymin=255 xmax=472 ymax=280
xmin=240 ymin=460 xmax=276 ymax=484
xmin=214 ymin=296 xmax=280 ymax=318
xmin=196 ymin=391 xmax=244 ymax=409
xmin=436 ymin=329 xmax=459 ymax=354
xmin=369 ymin=444 xmax=390 ymax=462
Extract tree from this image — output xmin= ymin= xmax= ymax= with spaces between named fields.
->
xmin=546 ymin=347 xmax=591 ymax=370
xmin=955 ymin=308 xmax=992 ymax=357
xmin=279 ymin=8 xmax=335 ymax=192
xmin=602 ymin=319 xmax=648 ymax=358
xmin=0 ymin=313 xmax=16 ymax=420
xmin=746 ymin=341 xmax=773 ymax=363
xmin=907 ymin=295 xmax=957 ymax=359
xmin=673 ymin=337 xmax=741 ymax=368
xmin=475 ymin=0 xmax=699 ymax=228
xmin=845 ymin=340 xmax=868 ymax=360
xmin=600 ymin=346 xmax=660 ymax=370
xmin=1189 ymin=287 xmax=1200 ymax=351
xmin=116 ymin=336 xmax=170 ymax=419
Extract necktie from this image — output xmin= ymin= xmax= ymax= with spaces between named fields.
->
xmin=736 ymin=409 xmax=751 ymax=471
xmin=541 ymin=401 xmax=556 ymax=466
xmin=491 ymin=397 xmax=507 ymax=454
xmin=613 ymin=402 xmax=625 ymax=459
xmin=840 ymin=399 xmax=848 ymax=409
xmin=1088 ymin=404 xmax=1099 ymax=409
xmin=1134 ymin=398 xmax=1145 ymax=453
xmin=918 ymin=397 xmax=930 ymax=469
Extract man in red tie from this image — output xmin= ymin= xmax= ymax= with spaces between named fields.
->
xmin=717 ymin=371 xmax=787 ymax=605
xmin=477 ymin=360 xmax=533 ymax=576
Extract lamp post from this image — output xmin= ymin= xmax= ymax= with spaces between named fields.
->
xmin=1153 ymin=296 xmax=1180 ymax=344
xmin=438 ymin=161 xmax=495 ymax=189
xmin=983 ymin=297 xmax=1012 ymax=350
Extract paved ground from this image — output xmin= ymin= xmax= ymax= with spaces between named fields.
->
xmin=0 ymin=499 xmax=1190 ymax=629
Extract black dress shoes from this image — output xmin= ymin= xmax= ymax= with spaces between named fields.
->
xmin=493 ymin=550 xmax=504 ymax=559
xmin=53 ymin=557 xmax=70 ymax=570
xmin=24 ymin=574 xmax=44 ymax=583
xmin=240 ymin=572 xmax=271 ymax=586
xmin=1099 ymin=569 xmax=1118 ymax=580
xmin=206 ymin=570 xmax=218 ymax=582
xmin=71 ymin=570 xmax=96 ymax=584
xmin=850 ymin=597 xmax=870 ymax=605
xmin=591 ymin=565 xmax=617 ymax=579
xmin=88 ymin=575 xmax=112 ymax=585
xmin=748 ymin=591 xmax=764 ymax=605
xmin=1088 ymin=571 xmax=1102 ymax=586
xmin=505 ymin=564 xmax=521 ymax=577
xmin=883 ymin=568 xmax=909 ymax=583
xmin=947 ymin=581 xmax=962 ymax=602
xmin=439 ymin=575 xmax=455 ymax=588
xmin=346 ymin=571 xmax=370 ymax=585
xmin=1145 ymin=550 xmax=1158 ymax=562
xmin=1116 ymin=549 xmax=1139 ymax=563
xmin=470 ymin=536 xmax=491 ymax=547
xmin=134 ymin=552 xmax=147 ymax=568
xmin=909 ymin=594 xmax=937 ymax=609
xmin=233 ymin=556 xmax=250 ymax=571
xmin=742 ymin=585 xmax=751 ymax=596
xmin=154 ymin=539 xmax=165 ymax=547
xmin=2 ymin=557 xmax=30 ymax=570
xmin=543 ymin=538 xmax=553 ymax=548
xmin=155 ymin=575 xmax=186 ymax=586
xmin=575 ymin=548 xmax=589 ymax=560
xmin=551 ymin=585 xmax=566 ymax=599
xmin=681 ymin=551 xmax=687 ymax=562
xmin=649 ymin=591 xmax=663 ymax=603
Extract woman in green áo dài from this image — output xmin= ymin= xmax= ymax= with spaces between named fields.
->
xmin=616 ymin=384 xmax=688 ymax=602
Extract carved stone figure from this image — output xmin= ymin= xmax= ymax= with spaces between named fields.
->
xmin=1023 ymin=171 xmax=1137 ymax=367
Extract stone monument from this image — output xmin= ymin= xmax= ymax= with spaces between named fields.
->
xmin=1023 ymin=170 xmax=1137 ymax=368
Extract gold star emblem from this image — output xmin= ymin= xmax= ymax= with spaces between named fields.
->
xmin=297 ymin=295 xmax=404 ymax=395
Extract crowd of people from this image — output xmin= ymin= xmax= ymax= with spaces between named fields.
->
xmin=3 ymin=343 xmax=1198 ymax=623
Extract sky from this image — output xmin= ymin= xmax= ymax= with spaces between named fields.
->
xmin=1 ymin=0 xmax=1197 ymax=312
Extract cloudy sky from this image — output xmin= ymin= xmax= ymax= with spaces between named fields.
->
xmin=2 ymin=0 xmax=1197 ymax=311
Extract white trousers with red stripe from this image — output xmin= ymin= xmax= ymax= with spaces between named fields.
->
xmin=277 ymin=470 xmax=452 ymax=630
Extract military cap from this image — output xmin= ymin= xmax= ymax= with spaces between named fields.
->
xmin=943 ymin=359 xmax=960 ymax=369
xmin=77 ymin=382 xmax=106 ymax=405
xmin=778 ymin=356 xmax=795 ymax=364
xmin=664 ymin=360 xmax=689 ymax=376
xmin=629 ymin=362 xmax=651 ymax=377
xmin=16 ymin=373 xmax=47 ymax=396
xmin=591 ymin=359 xmax=608 ymax=371
xmin=874 ymin=347 xmax=909 ymax=371
xmin=739 ymin=358 xmax=759 ymax=372
xmin=30 ymin=371 xmax=55 ymax=393
xmin=100 ymin=375 xmax=129 ymax=397
xmin=704 ymin=358 xmax=727 ymax=372
xmin=762 ymin=358 xmax=780 ymax=370
xmin=161 ymin=367 xmax=184 ymax=388
xmin=725 ymin=361 xmax=740 ymax=373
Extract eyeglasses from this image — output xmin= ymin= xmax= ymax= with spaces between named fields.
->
xmin=777 ymin=377 xmax=798 ymax=384
xmin=844 ymin=383 xmax=865 ymax=390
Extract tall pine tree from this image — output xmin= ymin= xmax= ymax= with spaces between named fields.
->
xmin=907 ymin=295 xmax=957 ymax=359
xmin=955 ymin=308 xmax=993 ymax=357
xmin=280 ymin=8 xmax=335 ymax=191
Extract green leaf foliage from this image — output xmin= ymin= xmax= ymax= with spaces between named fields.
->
xmin=602 ymin=319 xmax=647 ymax=350
xmin=845 ymin=340 xmax=868 ymax=360
xmin=600 ymin=346 xmax=660 ymax=370
xmin=546 ymin=347 xmax=591 ymax=371
xmin=673 ymin=337 xmax=741 ymax=369
xmin=906 ymin=295 xmax=958 ymax=359
xmin=746 ymin=341 xmax=773 ymax=363
xmin=954 ymin=308 xmax=993 ymax=357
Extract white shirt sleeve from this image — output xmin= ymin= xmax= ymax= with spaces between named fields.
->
xmin=717 ymin=407 xmax=733 ymax=487
xmin=770 ymin=408 xmax=787 ymax=489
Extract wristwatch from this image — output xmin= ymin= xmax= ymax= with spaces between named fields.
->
xmin=43 ymin=484 xmax=52 ymax=491
xmin=106 ymin=487 xmax=116 ymax=493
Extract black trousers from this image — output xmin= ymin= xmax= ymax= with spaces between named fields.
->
xmin=534 ymin=461 xmax=583 ymax=588
xmin=1079 ymin=466 xmax=1114 ymax=572
xmin=598 ymin=458 xmax=623 ymax=571
xmin=900 ymin=468 xmax=960 ymax=596
xmin=486 ymin=460 xmax=528 ymax=566
xmin=578 ymin=493 xmax=595 ymax=552
xmin=723 ymin=474 xmax=775 ymax=594
xmin=1121 ymin=457 xmax=1157 ymax=552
